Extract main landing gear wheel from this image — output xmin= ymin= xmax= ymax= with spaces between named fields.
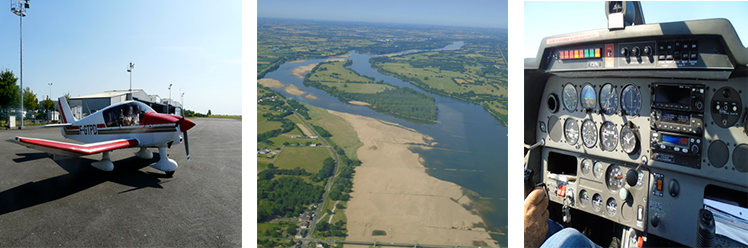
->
xmin=165 ymin=171 xmax=175 ymax=177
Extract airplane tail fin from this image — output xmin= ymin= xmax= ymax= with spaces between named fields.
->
xmin=57 ymin=97 xmax=77 ymax=123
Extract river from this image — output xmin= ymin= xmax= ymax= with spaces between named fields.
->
xmin=262 ymin=42 xmax=508 ymax=246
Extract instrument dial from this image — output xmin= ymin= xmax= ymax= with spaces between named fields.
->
xmin=579 ymin=189 xmax=589 ymax=206
xmin=580 ymin=84 xmax=597 ymax=110
xmin=599 ymin=83 xmax=618 ymax=115
xmin=581 ymin=159 xmax=592 ymax=175
xmin=564 ymin=119 xmax=580 ymax=145
xmin=600 ymin=121 xmax=618 ymax=151
xmin=620 ymin=125 xmax=638 ymax=154
xmin=621 ymin=84 xmax=642 ymax=116
xmin=606 ymin=198 xmax=618 ymax=216
xmin=593 ymin=161 xmax=604 ymax=179
xmin=606 ymin=164 xmax=624 ymax=191
xmin=563 ymin=84 xmax=578 ymax=112
xmin=582 ymin=119 xmax=597 ymax=148
xmin=592 ymin=193 xmax=603 ymax=212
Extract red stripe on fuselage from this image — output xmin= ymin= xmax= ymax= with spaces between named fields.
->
xmin=17 ymin=137 xmax=138 ymax=155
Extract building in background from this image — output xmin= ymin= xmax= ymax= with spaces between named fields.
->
xmin=67 ymin=89 xmax=180 ymax=118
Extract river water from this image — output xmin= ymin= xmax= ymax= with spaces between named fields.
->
xmin=263 ymin=42 xmax=508 ymax=246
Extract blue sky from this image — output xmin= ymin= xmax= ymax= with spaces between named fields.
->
xmin=525 ymin=1 xmax=748 ymax=58
xmin=0 ymin=1 xmax=241 ymax=115
xmin=257 ymin=0 xmax=508 ymax=29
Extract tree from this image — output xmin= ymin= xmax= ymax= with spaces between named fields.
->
xmin=42 ymin=97 xmax=55 ymax=111
xmin=63 ymin=92 xmax=71 ymax=102
xmin=23 ymin=87 xmax=39 ymax=111
xmin=207 ymin=109 xmax=212 ymax=116
xmin=0 ymin=70 xmax=20 ymax=108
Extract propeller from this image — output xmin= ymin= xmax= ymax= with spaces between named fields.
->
xmin=184 ymin=129 xmax=190 ymax=161
xmin=177 ymin=116 xmax=193 ymax=161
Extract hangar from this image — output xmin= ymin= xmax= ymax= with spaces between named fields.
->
xmin=68 ymin=89 xmax=181 ymax=119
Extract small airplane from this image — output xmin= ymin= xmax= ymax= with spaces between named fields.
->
xmin=7 ymin=97 xmax=196 ymax=176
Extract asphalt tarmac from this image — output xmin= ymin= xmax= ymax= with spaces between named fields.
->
xmin=0 ymin=118 xmax=241 ymax=247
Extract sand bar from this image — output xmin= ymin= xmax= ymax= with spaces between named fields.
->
xmin=305 ymin=94 xmax=318 ymax=100
xmin=328 ymin=110 xmax=497 ymax=247
xmin=258 ymin=78 xmax=284 ymax=88
xmin=348 ymin=101 xmax=371 ymax=106
xmin=292 ymin=64 xmax=318 ymax=79
xmin=284 ymin=85 xmax=306 ymax=96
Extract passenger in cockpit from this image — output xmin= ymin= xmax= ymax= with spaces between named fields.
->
xmin=525 ymin=188 xmax=600 ymax=248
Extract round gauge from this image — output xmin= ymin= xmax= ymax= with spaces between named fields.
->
xmin=635 ymin=170 xmax=645 ymax=189
xmin=600 ymin=121 xmax=618 ymax=151
xmin=593 ymin=161 xmax=604 ymax=179
xmin=581 ymin=119 xmax=597 ymax=148
xmin=580 ymin=84 xmax=597 ymax=110
xmin=579 ymin=189 xmax=589 ymax=206
xmin=621 ymin=84 xmax=642 ymax=116
xmin=599 ymin=83 xmax=618 ymax=115
xmin=607 ymin=198 xmax=618 ymax=216
xmin=592 ymin=193 xmax=603 ymax=212
xmin=563 ymin=84 xmax=578 ymax=112
xmin=564 ymin=119 xmax=580 ymax=145
xmin=620 ymin=125 xmax=639 ymax=154
xmin=581 ymin=159 xmax=592 ymax=175
xmin=606 ymin=164 xmax=624 ymax=191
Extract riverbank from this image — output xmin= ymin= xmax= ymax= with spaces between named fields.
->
xmin=328 ymin=110 xmax=497 ymax=247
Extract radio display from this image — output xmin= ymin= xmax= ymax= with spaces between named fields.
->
xmin=662 ymin=134 xmax=689 ymax=147
xmin=662 ymin=112 xmax=690 ymax=125
xmin=654 ymin=85 xmax=690 ymax=105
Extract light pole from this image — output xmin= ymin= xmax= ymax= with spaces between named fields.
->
xmin=11 ymin=0 xmax=29 ymax=129
xmin=127 ymin=62 xmax=134 ymax=100
xmin=168 ymin=83 xmax=172 ymax=114
xmin=181 ymin=92 xmax=185 ymax=116
xmin=48 ymin=82 xmax=52 ymax=100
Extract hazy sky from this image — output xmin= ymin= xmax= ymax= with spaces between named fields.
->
xmin=0 ymin=1 xmax=241 ymax=115
xmin=525 ymin=1 xmax=748 ymax=58
xmin=257 ymin=0 xmax=508 ymax=29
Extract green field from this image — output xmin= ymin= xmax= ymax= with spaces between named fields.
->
xmin=370 ymin=43 xmax=508 ymax=124
xmin=273 ymin=146 xmax=332 ymax=173
xmin=308 ymin=105 xmax=363 ymax=160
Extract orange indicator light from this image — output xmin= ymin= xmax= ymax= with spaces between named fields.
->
xmin=595 ymin=48 xmax=601 ymax=57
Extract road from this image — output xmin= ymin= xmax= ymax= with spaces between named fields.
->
xmin=290 ymin=109 xmax=342 ymax=247
xmin=0 ymin=118 xmax=241 ymax=247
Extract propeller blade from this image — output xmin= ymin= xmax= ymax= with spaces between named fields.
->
xmin=184 ymin=130 xmax=190 ymax=161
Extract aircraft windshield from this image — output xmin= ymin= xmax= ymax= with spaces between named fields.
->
xmin=103 ymin=101 xmax=153 ymax=127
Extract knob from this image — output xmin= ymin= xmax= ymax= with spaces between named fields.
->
xmin=723 ymin=89 xmax=731 ymax=98
xmin=626 ymin=169 xmax=638 ymax=187
xmin=643 ymin=46 xmax=652 ymax=56
xmin=651 ymin=214 xmax=660 ymax=227
xmin=694 ymin=99 xmax=704 ymax=111
xmin=621 ymin=47 xmax=629 ymax=56
xmin=669 ymin=179 xmax=680 ymax=197
xmin=632 ymin=46 xmax=640 ymax=56
xmin=619 ymin=188 xmax=630 ymax=201
xmin=692 ymin=144 xmax=700 ymax=154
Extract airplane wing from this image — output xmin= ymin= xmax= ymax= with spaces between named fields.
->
xmin=7 ymin=137 xmax=139 ymax=157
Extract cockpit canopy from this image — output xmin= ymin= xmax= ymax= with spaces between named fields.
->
xmin=102 ymin=101 xmax=155 ymax=127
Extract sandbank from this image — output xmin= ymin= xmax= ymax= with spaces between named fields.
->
xmin=328 ymin=110 xmax=497 ymax=247
xmin=292 ymin=64 xmax=318 ymax=79
xmin=347 ymin=101 xmax=371 ymax=106
xmin=305 ymin=94 xmax=318 ymax=100
xmin=258 ymin=78 xmax=284 ymax=88
xmin=284 ymin=85 xmax=306 ymax=96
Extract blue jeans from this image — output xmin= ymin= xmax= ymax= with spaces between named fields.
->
xmin=540 ymin=220 xmax=601 ymax=248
